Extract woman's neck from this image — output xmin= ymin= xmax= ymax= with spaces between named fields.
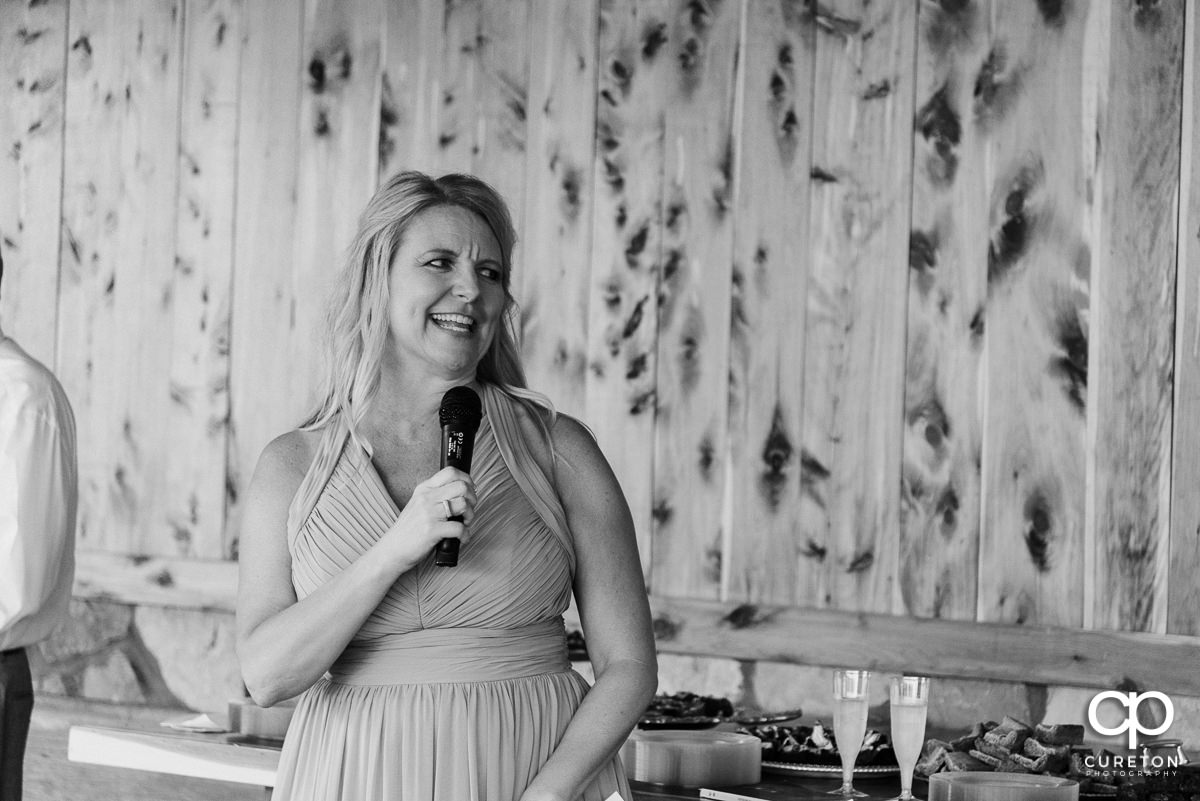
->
xmin=369 ymin=363 xmax=481 ymax=431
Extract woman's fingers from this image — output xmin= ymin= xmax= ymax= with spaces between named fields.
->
xmin=423 ymin=474 xmax=478 ymax=523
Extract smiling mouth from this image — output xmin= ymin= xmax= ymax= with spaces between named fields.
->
xmin=430 ymin=312 xmax=476 ymax=334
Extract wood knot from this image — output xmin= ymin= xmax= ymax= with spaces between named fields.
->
xmin=642 ymin=22 xmax=668 ymax=59
xmin=723 ymin=604 xmax=760 ymax=628
xmin=652 ymin=616 xmax=680 ymax=641
xmin=308 ymin=57 xmax=327 ymax=91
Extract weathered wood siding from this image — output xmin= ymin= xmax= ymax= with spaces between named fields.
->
xmin=3 ymin=0 xmax=1200 ymax=689
xmin=975 ymin=0 xmax=1093 ymax=629
xmin=726 ymin=0 xmax=816 ymax=607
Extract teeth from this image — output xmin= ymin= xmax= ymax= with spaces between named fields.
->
xmin=432 ymin=313 xmax=474 ymax=329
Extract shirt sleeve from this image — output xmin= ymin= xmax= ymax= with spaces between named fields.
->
xmin=0 ymin=396 xmax=76 ymax=636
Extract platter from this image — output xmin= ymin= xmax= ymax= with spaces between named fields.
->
xmin=763 ymin=761 xmax=900 ymax=778
xmin=733 ymin=709 xmax=805 ymax=726
xmin=636 ymin=716 xmax=723 ymax=730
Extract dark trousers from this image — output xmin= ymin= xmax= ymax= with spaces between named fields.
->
xmin=0 ymin=648 xmax=32 ymax=801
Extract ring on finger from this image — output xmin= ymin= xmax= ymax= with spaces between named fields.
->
xmin=442 ymin=499 xmax=454 ymax=519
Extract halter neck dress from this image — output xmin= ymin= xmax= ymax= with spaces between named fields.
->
xmin=271 ymin=385 xmax=631 ymax=800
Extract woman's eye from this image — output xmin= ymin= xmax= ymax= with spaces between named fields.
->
xmin=479 ymin=266 xmax=501 ymax=282
xmin=427 ymin=258 xmax=453 ymax=270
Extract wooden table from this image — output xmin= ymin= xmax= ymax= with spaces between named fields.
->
xmin=67 ymin=725 xmax=279 ymax=790
xmin=69 ymin=724 xmax=899 ymax=800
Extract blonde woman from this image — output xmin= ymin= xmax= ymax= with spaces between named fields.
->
xmin=236 ymin=171 xmax=657 ymax=801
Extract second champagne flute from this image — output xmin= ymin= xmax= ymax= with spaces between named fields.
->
xmin=829 ymin=669 xmax=871 ymax=797
xmin=888 ymin=675 xmax=930 ymax=801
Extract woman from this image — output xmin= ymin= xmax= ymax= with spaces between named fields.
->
xmin=236 ymin=171 xmax=658 ymax=801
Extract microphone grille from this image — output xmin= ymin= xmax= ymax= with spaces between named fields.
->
xmin=439 ymin=386 xmax=483 ymax=429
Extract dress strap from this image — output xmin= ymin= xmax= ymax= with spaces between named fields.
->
xmin=482 ymin=385 xmax=575 ymax=575
xmin=286 ymin=418 xmax=351 ymax=544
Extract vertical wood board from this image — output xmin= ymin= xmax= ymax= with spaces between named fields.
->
xmin=1169 ymin=0 xmax=1200 ymax=636
xmin=0 ymin=0 xmax=67 ymax=366
xmin=725 ymin=0 xmax=818 ymax=605
xmin=518 ymin=0 xmax=599 ymax=418
xmin=472 ymin=0 xmax=529 ymax=233
xmin=435 ymin=0 xmax=483 ymax=175
xmin=800 ymin=0 xmax=916 ymax=613
xmin=1092 ymin=0 xmax=1184 ymax=633
xmin=650 ymin=0 xmax=740 ymax=599
xmin=585 ymin=0 xmax=671 ymax=581
xmin=291 ymin=0 xmax=385 ymax=429
xmin=226 ymin=0 xmax=305 ymax=557
xmin=58 ymin=0 xmax=184 ymax=555
xmin=900 ymin=0 xmax=990 ymax=620
xmin=379 ymin=0 xmax=444 ymax=180
xmin=976 ymin=0 xmax=1093 ymax=627
xmin=168 ymin=0 xmax=241 ymax=559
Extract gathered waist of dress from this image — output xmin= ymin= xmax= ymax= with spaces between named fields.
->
xmin=327 ymin=618 xmax=572 ymax=685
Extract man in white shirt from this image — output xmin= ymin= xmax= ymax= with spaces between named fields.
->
xmin=0 ymin=247 xmax=78 ymax=801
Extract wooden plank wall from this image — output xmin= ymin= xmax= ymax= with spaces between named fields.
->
xmin=3 ymin=0 xmax=1200 ymax=693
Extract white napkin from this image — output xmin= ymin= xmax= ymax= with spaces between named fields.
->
xmin=161 ymin=713 xmax=230 ymax=733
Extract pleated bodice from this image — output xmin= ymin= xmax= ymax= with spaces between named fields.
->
xmin=286 ymin=384 xmax=575 ymax=641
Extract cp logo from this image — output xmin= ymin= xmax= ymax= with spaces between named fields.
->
xmin=1088 ymin=691 xmax=1174 ymax=750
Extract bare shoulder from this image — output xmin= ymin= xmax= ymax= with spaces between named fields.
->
xmin=546 ymin=415 xmax=625 ymax=513
xmin=548 ymin=414 xmax=603 ymax=474
xmin=239 ymin=429 xmax=322 ymax=578
xmin=250 ymin=429 xmax=322 ymax=505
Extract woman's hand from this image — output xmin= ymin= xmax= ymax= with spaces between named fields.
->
xmin=376 ymin=466 xmax=478 ymax=571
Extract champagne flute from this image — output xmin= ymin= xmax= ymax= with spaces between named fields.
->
xmin=828 ymin=669 xmax=871 ymax=797
xmin=887 ymin=675 xmax=930 ymax=801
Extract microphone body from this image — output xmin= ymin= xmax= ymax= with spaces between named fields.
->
xmin=434 ymin=387 xmax=482 ymax=567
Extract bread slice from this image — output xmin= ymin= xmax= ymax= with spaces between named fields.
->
xmin=1022 ymin=739 xmax=1070 ymax=773
xmin=982 ymin=716 xmax=1033 ymax=753
xmin=973 ymin=738 xmax=1012 ymax=761
xmin=915 ymin=744 xmax=948 ymax=777
xmin=942 ymin=751 xmax=991 ymax=772
xmin=996 ymin=754 xmax=1034 ymax=773
xmin=1034 ymin=723 xmax=1085 ymax=746
xmin=969 ymin=749 xmax=1002 ymax=768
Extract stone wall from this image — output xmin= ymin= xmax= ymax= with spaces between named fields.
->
xmin=29 ymin=600 xmax=243 ymax=712
xmin=28 ymin=602 xmax=1200 ymax=756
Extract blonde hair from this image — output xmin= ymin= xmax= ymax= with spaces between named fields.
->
xmin=301 ymin=171 xmax=553 ymax=446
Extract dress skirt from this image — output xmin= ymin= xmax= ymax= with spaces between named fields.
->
xmin=271 ymin=668 xmax=631 ymax=801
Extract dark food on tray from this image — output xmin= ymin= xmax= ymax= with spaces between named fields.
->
xmin=915 ymin=715 xmax=1131 ymax=795
xmin=1117 ymin=765 xmax=1200 ymax=801
xmin=737 ymin=721 xmax=897 ymax=766
xmin=733 ymin=708 xmax=806 ymax=726
xmin=637 ymin=691 xmax=735 ymax=729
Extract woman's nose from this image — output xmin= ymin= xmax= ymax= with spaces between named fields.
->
xmin=452 ymin=268 xmax=480 ymax=301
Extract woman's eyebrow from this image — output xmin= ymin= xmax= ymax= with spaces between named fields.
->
xmin=418 ymin=248 xmax=501 ymax=266
xmin=421 ymin=248 xmax=457 ymax=256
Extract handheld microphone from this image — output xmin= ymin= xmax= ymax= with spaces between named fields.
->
xmin=434 ymin=386 xmax=482 ymax=567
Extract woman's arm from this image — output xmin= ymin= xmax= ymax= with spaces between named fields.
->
xmin=236 ymin=432 xmax=476 ymax=706
xmin=520 ymin=416 xmax=658 ymax=801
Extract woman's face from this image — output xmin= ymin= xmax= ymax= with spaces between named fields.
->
xmin=386 ymin=204 xmax=506 ymax=381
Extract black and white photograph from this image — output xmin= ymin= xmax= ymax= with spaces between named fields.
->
xmin=1 ymin=1 xmax=1199 ymax=799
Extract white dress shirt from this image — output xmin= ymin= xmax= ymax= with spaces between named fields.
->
xmin=0 ymin=326 xmax=77 ymax=651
